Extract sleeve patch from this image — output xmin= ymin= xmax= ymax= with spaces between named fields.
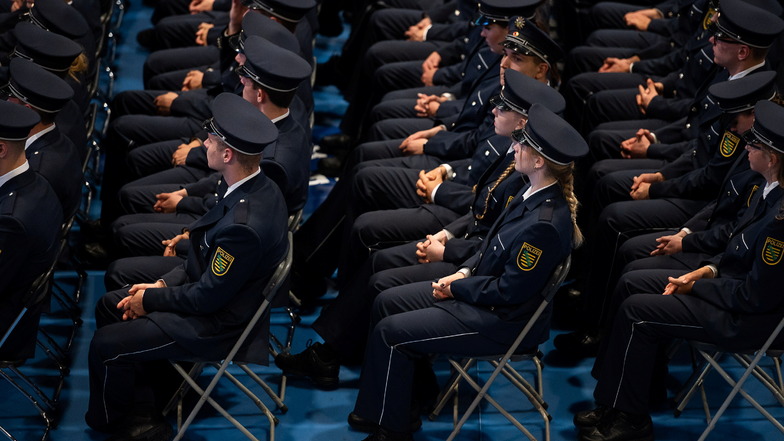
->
xmin=211 ymin=247 xmax=235 ymax=276
xmin=517 ymin=242 xmax=542 ymax=271
xmin=719 ymin=131 xmax=740 ymax=158
xmin=762 ymin=237 xmax=783 ymax=266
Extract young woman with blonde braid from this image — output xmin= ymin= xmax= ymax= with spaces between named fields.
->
xmin=347 ymin=104 xmax=588 ymax=441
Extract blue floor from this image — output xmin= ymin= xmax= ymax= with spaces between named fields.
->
xmin=3 ymin=2 xmax=784 ymax=440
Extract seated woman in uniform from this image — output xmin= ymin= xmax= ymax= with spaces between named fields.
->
xmin=347 ymin=104 xmax=588 ymax=441
xmin=275 ymin=70 xmax=567 ymax=386
xmin=576 ymin=99 xmax=784 ymax=441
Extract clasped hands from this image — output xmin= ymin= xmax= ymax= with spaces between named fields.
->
xmin=117 ymin=280 xmax=165 ymax=320
xmin=431 ymin=271 xmax=465 ymax=300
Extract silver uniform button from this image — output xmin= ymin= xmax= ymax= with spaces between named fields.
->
xmin=484 ymin=150 xmax=489 ymax=156
xmin=472 ymin=101 xmax=476 ymax=106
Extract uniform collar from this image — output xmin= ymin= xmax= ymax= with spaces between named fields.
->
xmin=0 ymin=161 xmax=29 ymax=190
xmin=25 ymin=123 xmax=56 ymax=150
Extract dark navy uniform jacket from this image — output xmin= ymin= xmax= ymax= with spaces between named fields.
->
xmin=440 ymin=183 xmax=573 ymax=349
xmin=26 ymin=126 xmax=83 ymax=220
xmin=681 ymin=188 xmax=784 ymax=350
xmin=142 ymin=171 xmax=288 ymax=364
xmin=0 ymin=168 xmax=63 ymax=360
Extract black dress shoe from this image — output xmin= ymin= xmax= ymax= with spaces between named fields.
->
xmin=574 ymin=405 xmax=609 ymax=428
xmin=348 ymin=412 xmax=422 ymax=433
xmin=579 ymin=409 xmax=653 ymax=441
xmin=361 ymin=427 xmax=413 ymax=441
xmin=554 ymin=331 xmax=601 ymax=358
xmin=274 ymin=341 xmax=339 ymax=389
xmin=106 ymin=415 xmax=172 ymax=441
xmin=318 ymin=133 xmax=354 ymax=154
xmin=317 ymin=157 xmax=343 ymax=178
xmin=136 ymin=29 xmax=158 ymax=50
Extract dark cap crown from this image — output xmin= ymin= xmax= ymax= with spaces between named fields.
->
xmin=0 ymin=100 xmax=40 ymax=141
xmin=748 ymin=100 xmax=784 ymax=153
xmin=240 ymin=35 xmax=311 ymax=92
xmin=715 ymin=0 xmax=784 ymax=47
xmin=500 ymin=69 xmax=565 ymax=115
xmin=503 ymin=17 xmax=563 ymax=64
xmin=29 ymin=0 xmax=89 ymax=39
xmin=475 ymin=0 xmax=542 ymax=25
xmin=513 ymin=104 xmax=587 ymax=165
xmin=208 ymin=93 xmax=278 ymax=155
xmin=13 ymin=22 xmax=83 ymax=73
xmin=8 ymin=58 xmax=73 ymax=113
xmin=709 ymin=71 xmax=777 ymax=113
xmin=236 ymin=12 xmax=300 ymax=54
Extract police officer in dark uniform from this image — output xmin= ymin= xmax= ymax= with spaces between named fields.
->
xmin=0 ymin=100 xmax=63 ymax=362
xmin=289 ymin=17 xmax=563 ymax=300
xmin=556 ymin=71 xmax=778 ymax=357
xmin=6 ymin=58 xmax=83 ymax=221
xmin=349 ymin=104 xmax=587 ymax=441
xmin=107 ymin=35 xmax=311 ymax=259
xmin=576 ymin=99 xmax=784 ymax=441
xmin=10 ymin=22 xmax=89 ymax=156
xmin=84 ymin=93 xmax=288 ymax=440
xmin=275 ymin=70 xmax=563 ymax=383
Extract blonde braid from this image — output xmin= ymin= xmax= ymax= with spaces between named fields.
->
xmin=475 ymin=161 xmax=517 ymax=220
xmin=68 ymin=53 xmax=89 ymax=83
xmin=545 ymin=160 xmax=584 ymax=248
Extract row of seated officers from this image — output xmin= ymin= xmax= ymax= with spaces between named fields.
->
xmin=2 ymin=0 xmax=784 ymax=440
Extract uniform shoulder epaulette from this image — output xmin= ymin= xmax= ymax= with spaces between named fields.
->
xmin=234 ymin=198 xmax=249 ymax=225
xmin=0 ymin=190 xmax=18 ymax=215
xmin=538 ymin=198 xmax=554 ymax=222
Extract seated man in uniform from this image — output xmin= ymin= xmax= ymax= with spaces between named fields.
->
xmin=84 ymin=93 xmax=289 ymax=440
xmin=0 ymin=100 xmax=63 ymax=361
xmin=576 ymin=99 xmax=784 ymax=441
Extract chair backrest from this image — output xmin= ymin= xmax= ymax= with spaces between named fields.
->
xmin=224 ymin=231 xmax=293 ymax=363
xmin=0 ymin=266 xmax=54 ymax=350
xmin=508 ymin=254 xmax=571 ymax=354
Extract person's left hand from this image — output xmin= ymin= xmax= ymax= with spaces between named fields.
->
xmin=118 ymin=281 xmax=165 ymax=319
xmin=431 ymin=271 xmax=466 ymax=300
xmin=195 ymin=22 xmax=214 ymax=46
xmin=181 ymin=70 xmax=204 ymax=91
xmin=415 ymin=169 xmax=443 ymax=201
xmin=404 ymin=16 xmax=431 ymax=41
xmin=662 ymin=266 xmax=713 ymax=295
xmin=636 ymin=78 xmax=659 ymax=114
xmin=154 ymin=92 xmax=179 ymax=115
xmin=153 ymin=189 xmax=186 ymax=213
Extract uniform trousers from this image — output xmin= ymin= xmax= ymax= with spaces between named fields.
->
xmin=125 ymin=139 xmax=182 ymax=180
xmin=118 ymin=166 xmax=212 ymax=215
xmin=367 ymin=118 xmax=437 ymax=142
xmin=580 ymin=198 xmax=708 ymax=332
xmin=313 ymin=240 xmax=458 ymax=362
xmin=353 ymin=282 xmax=512 ymax=432
xmin=150 ymin=12 xmax=228 ymax=50
xmin=104 ymin=256 xmax=185 ymax=292
xmin=86 ymin=288 xmax=192 ymax=432
xmin=593 ymin=293 xmax=709 ymax=415
xmin=564 ymin=71 xmax=647 ymax=130
xmin=142 ymin=46 xmax=219 ymax=89
xmin=113 ymin=214 xmax=198 ymax=257
xmin=585 ymin=118 xmax=673 ymax=161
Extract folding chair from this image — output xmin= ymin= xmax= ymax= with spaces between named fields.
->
xmin=430 ymin=256 xmax=571 ymax=441
xmin=165 ymin=231 xmax=293 ymax=441
xmin=0 ymin=266 xmax=58 ymax=441
xmin=673 ymin=314 xmax=784 ymax=441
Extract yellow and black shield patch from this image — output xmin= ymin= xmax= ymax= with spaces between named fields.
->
xmin=762 ymin=237 xmax=784 ymax=266
xmin=702 ymin=7 xmax=717 ymax=30
xmin=720 ymin=131 xmax=740 ymax=158
xmin=517 ymin=242 xmax=542 ymax=271
xmin=211 ymin=247 xmax=235 ymax=276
